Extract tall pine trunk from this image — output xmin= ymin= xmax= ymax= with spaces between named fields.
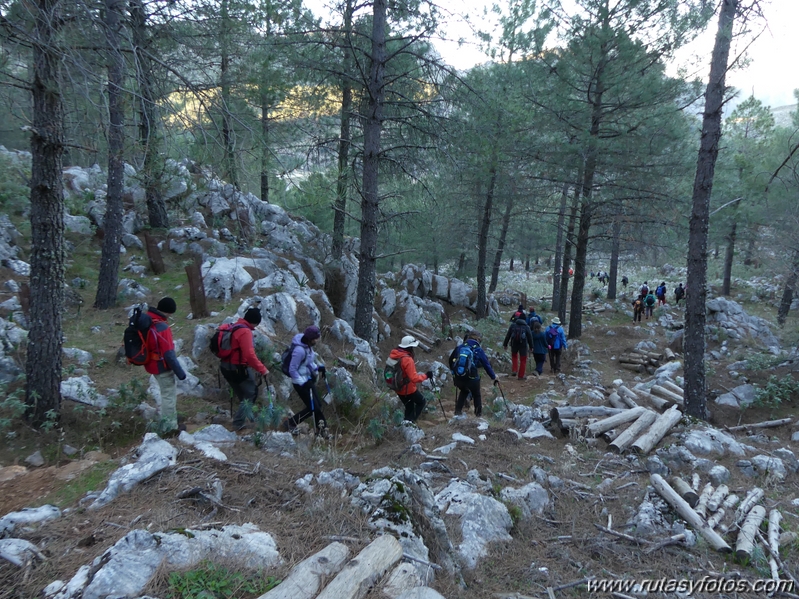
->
xmin=353 ymin=0 xmax=386 ymax=339
xmin=607 ymin=220 xmax=621 ymax=299
xmin=684 ymin=0 xmax=738 ymax=419
xmin=476 ymin=161 xmax=498 ymax=319
xmin=95 ymin=0 xmax=125 ymax=310
xmin=777 ymin=250 xmax=799 ymax=326
xmin=489 ymin=192 xmax=513 ymax=293
xmin=27 ymin=0 xmax=65 ymax=425
xmin=551 ymin=182 xmax=569 ymax=312
xmin=260 ymin=89 xmax=270 ymax=202
xmin=331 ymin=0 xmax=353 ymax=261
xmin=722 ymin=220 xmax=736 ymax=295
xmin=131 ymin=0 xmax=168 ymax=228
xmin=220 ymin=0 xmax=237 ymax=188
xmin=558 ymin=187 xmax=579 ymax=323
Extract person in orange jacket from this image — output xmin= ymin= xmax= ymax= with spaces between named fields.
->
xmin=388 ymin=335 xmax=433 ymax=423
xmin=145 ymin=297 xmax=187 ymax=434
xmin=218 ymin=307 xmax=269 ymax=430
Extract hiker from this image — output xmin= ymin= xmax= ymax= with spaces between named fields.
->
xmin=621 ymin=275 xmax=629 ymax=289
xmin=644 ymin=289 xmax=657 ymax=319
xmin=387 ymin=335 xmax=433 ymax=423
xmin=449 ymin=329 xmax=498 ymax=417
xmin=510 ymin=303 xmax=525 ymax=321
xmin=526 ymin=306 xmax=543 ymax=326
xmin=632 ymin=294 xmax=644 ymax=322
xmin=503 ymin=317 xmax=533 ymax=380
xmin=145 ymin=298 xmax=187 ymax=434
xmin=531 ymin=321 xmax=548 ymax=376
xmin=638 ymin=281 xmax=649 ymax=297
xmin=656 ymin=282 xmax=667 ymax=306
xmin=545 ymin=317 xmax=567 ymax=374
xmin=217 ymin=307 xmax=269 ymax=431
xmin=284 ymin=325 xmax=328 ymax=436
xmin=674 ymin=283 xmax=685 ymax=306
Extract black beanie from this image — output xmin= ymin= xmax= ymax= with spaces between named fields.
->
xmin=244 ymin=307 xmax=262 ymax=325
xmin=157 ymin=297 xmax=177 ymax=314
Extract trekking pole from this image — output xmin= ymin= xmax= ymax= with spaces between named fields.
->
xmin=309 ymin=378 xmax=318 ymax=436
xmin=436 ymin=386 xmax=447 ymax=419
xmin=496 ymin=381 xmax=510 ymax=414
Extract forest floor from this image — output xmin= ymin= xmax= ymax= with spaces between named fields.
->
xmin=1 ymin=242 xmax=798 ymax=598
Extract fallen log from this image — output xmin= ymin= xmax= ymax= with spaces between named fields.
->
xmin=550 ymin=406 xmax=625 ymax=421
xmin=707 ymin=485 xmax=729 ymax=513
xmin=691 ymin=473 xmax=700 ymax=492
xmin=768 ymin=509 xmax=782 ymax=582
xmin=600 ymin=428 xmax=622 ymax=443
xmin=695 ymin=483 xmax=714 ymax=519
xmin=650 ymin=385 xmax=684 ymax=406
xmin=734 ymin=488 xmax=765 ymax=527
xmin=669 ymin=476 xmax=699 ymax=508
xmin=631 ymin=405 xmax=683 ymax=455
xmin=663 ymin=348 xmax=676 ymax=361
xmin=637 ymin=389 xmax=673 ymax=412
xmin=619 ymin=357 xmax=647 ymax=366
xmin=660 ymin=380 xmax=684 ymax=396
xmin=650 ymin=474 xmax=731 ymax=553
xmin=619 ymin=362 xmax=645 ymax=373
xmin=608 ymin=393 xmax=627 ymax=409
xmin=586 ymin=407 xmax=646 ymax=437
xmin=726 ymin=418 xmax=793 ymax=432
xmin=706 ymin=494 xmax=739 ymax=530
xmin=259 ymin=542 xmax=350 ymax=599
xmin=616 ymin=386 xmax=639 ymax=408
xmin=735 ymin=505 xmax=766 ymax=561
xmin=316 ymin=535 xmax=403 ymax=599
xmin=608 ymin=410 xmax=658 ymax=453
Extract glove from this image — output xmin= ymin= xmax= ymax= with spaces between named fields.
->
xmin=178 ymin=373 xmax=187 ymax=381
xmin=548 ymin=345 xmax=552 ymax=350
xmin=426 ymin=371 xmax=434 ymax=381
xmin=318 ymin=366 xmax=327 ymax=376
xmin=503 ymin=345 xmax=507 ymax=351
xmin=493 ymin=379 xmax=500 ymax=387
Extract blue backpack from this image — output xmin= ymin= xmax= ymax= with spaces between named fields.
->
xmin=450 ymin=344 xmax=476 ymax=379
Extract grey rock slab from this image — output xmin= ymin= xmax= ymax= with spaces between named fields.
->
xmin=88 ymin=434 xmax=178 ymax=510
xmin=61 ymin=376 xmax=108 ymax=408
xmin=500 ymin=483 xmax=549 ymax=518
xmin=750 ymin=455 xmax=787 ymax=480
xmin=0 ymin=505 xmax=61 ymax=535
xmin=63 ymin=347 xmax=92 ymax=365
xmin=683 ymin=427 xmax=750 ymax=457
xmin=708 ymin=465 xmax=731 ymax=486
xmin=0 ymin=538 xmax=46 ymax=567
xmin=260 ymin=431 xmax=297 ymax=453
xmin=24 ymin=451 xmax=45 ymax=468
xmin=715 ymin=384 xmax=756 ymax=408
xmin=400 ymin=423 xmax=425 ymax=444
xmin=522 ymin=422 xmax=555 ymax=440
xmin=452 ymin=433 xmax=475 ymax=445
xmin=774 ymin=448 xmax=799 ymax=473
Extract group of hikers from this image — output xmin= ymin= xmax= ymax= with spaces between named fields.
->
xmin=135 ymin=296 xmax=572 ymax=435
xmin=631 ymin=281 xmax=686 ymax=322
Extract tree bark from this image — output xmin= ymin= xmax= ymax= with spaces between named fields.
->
xmin=721 ymin=220 xmax=736 ymax=296
xmin=476 ymin=159 xmax=498 ymax=320
xmin=94 ymin=0 xmax=126 ymax=310
xmin=331 ymin=0 xmax=353 ymax=261
xmin=26 ymin=0 xmax=65 ymax=425
xmin=185 ymin=260 xmax=209 ymax=319
xmin=607 ymin=219 xmax=621 ymax=299
xmin=353 ymin=0 xmax=386 ymax=340
xmin=489 ymin=191 xmax=513 ymax=293
xmin=568 ymin=199 xmax=593 ymax=338
xmin=552 ymin=182 xmax=569 ymax=312
xmin=558 ymin=185 xmax=579 ymax=323
xmin=144 ymin=231 xmax=166 ymax=274
xmin=777 ymin=250 xmax=799 ymax=326
xmin=684 ymin=0 xmax=738 ymax=419
xmin=220 ymin=0 xmax=237 ymax=189
xmin=260 ymin=89 xmax=270 ymax=203
xmin=130 ymin=0 xmax=168 ymax=228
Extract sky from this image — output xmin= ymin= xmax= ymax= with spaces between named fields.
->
xmin=309 ymin=0 xmax=798 ymax=110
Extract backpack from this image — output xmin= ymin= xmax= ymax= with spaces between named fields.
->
xmin=281 ymin=343 xmax=307 ymax=376
xmin=123 ymin=305 xmax=154 ymax=366
xmin=675 ymin=286 xmax=684 ymax=299
xmin=641 ymin=284 xmax=649 ymax=296
xmin=645 ymin=295 xmax=656 ymax=307
xmin=511 ymin=324 xmax=525 ymax=345
xmin=209 ymin=323 xmax=247 ymax=361
xmin=450 ymin=343 xmax=476 ymax=379
xmin=384 ymin=356 xmax=409 ymax=391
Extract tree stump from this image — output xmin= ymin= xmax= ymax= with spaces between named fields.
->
xmin=185 ymin=259 xmax=209 ymax=319
xmin=143 ymin=231 xmax=165 ymax=274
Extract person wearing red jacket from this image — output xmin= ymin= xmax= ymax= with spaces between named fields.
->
xmin=219 ymin=307 xmax=269 ymax=430
xmin=145 ymin=297 xmax=187 ymax=434
xmin=388 ymin=335 xmax=432 ymax=423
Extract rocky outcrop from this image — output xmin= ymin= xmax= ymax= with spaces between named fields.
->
xmin=706 ymin=297 xmax=779 ymax=348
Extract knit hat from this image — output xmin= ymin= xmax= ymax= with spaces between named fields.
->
xmin=303 ymin=325 xmax=321 ymax=341
xmin=518 ymin=304 xmax=524 ymax=312
xmin=157 ymin=297 xmax=177 ymax=314
xmin=398 ymin=335 xmax=420 ymax=349
xmin=244 ymin=307 xmax=262 ymax=325
xmin=551 ymin=317 xmax=561 ymax=325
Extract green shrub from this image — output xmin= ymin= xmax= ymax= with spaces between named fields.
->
xmin=166 ymin=561 xmax=279 ymax=599
xmin=0 ymin=378 xmax=26 ymax=431
xmin=753 ymin=375 xmax=799 ymax=410
xmin=744 ymin=353 xmax=784 ymax=371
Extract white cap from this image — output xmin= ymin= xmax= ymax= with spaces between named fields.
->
xmin=398 ymin=335 xmax=420 ymax=348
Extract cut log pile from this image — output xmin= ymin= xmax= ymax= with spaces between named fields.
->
xmin=582 ymin=300 xmax=606 ymax=314
xmin=618 ymin=347 xmax=676 ymax=374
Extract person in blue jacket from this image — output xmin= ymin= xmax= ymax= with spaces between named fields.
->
xmin=545 ymin=317 xmax=567 ymax=374
xmin=449 ymin=329 xmax=499 ymax=417
xmin=526 ymin=306 xmax=543 ymax=327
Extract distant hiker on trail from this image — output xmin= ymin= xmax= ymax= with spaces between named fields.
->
xmin=386 ymin=335 xmax=432 ymax=423
xmin=598 ymin=271 xmax=608 ymax=286
xmin=621 ymin=275 xmax=629 ymax=289
xmin=503 ymin=317 xmax=533 ymax=380
xmin=632 ymin=295 xmax=644 ymax=322
xmin=215 ymin=307 xmax=269 ymax=431
xmin=146 ymin=298 xmax=187 ymax=434
xmin=283 ymin=325 xmax=327 ymax=436
xmin=510 ymin=303 xmax=525 ymax=321
xmin=645 ymin=289 xmax=657 ymax=319
xmin=531 ymin=321 xmax=548 ymax=376
xmin=639 ymin=281 xmax=649 ymax=297
xmin=449 ymin=329 xmax=498 ymax=418
xmin=545 ymin=318 xmax=567 ymax=374
xmin=674 ymin=283 xmax=685 ymax=306
xmin=526 ymin=306 xmax=543 ymax=326
xmin=656 ymin=282 xmax=667 ymax=306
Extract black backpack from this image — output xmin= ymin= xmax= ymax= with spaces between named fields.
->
xmin=512 ymin=323 xmax=525 ymax=345
xmin=209 ymin=323 xmax=247 ymax=361
xmin=123 ymin=305 xmax=153 ymax=366
xmin=281 ymin=343 xmax=307 ymax=376
xmin=384 ymin=356 xmax=409 ymax=391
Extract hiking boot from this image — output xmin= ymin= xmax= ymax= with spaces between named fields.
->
xmin=518 ymin=376 xmax=527 ymax=381
xmin=511 ymin=371 xmax=517 ymax=377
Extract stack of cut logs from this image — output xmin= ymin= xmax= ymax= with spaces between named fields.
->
xmin=583 ymin=301 xmax=606 ymax=314
xmin=618 ymin=347 xmax=676 ymax=374
xmin=651 ymin=476 xmax=791 ymax=578
xmin=401 ymin=328 xmax=439 ymax=353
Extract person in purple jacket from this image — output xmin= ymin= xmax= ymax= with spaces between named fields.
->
xmin=284 ymin=325 xmax=327 ymax=436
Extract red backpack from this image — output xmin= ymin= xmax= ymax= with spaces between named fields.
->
xmin=209 ymin=323 xmax=247 ymax=361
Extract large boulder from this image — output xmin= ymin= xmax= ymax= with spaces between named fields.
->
xmin=201 ymin=257 xmax=255 ymax=301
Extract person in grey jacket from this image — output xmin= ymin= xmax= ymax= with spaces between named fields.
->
xmin=284 ymin=325 xmax=327 ymax=435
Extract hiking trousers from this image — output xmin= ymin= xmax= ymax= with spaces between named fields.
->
xmin=455 ymin=378 xmax=482 ymax=417
xmin=288 ymin=380 xmax=327 ymax=432
xmin=549 ymin=348 xmax=562 ymax=374
xmin=221 ymin=364 xmax=258 ymax=428
xmin=533 ymin=353 xmax=547 ymax=374
xmin=398 ymin=389 xmax=426 ymax=422
xmin=155 ymin=371 xmax=178 ymax=432
xmin=511 ymin=352 xmax=528 ymax=379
